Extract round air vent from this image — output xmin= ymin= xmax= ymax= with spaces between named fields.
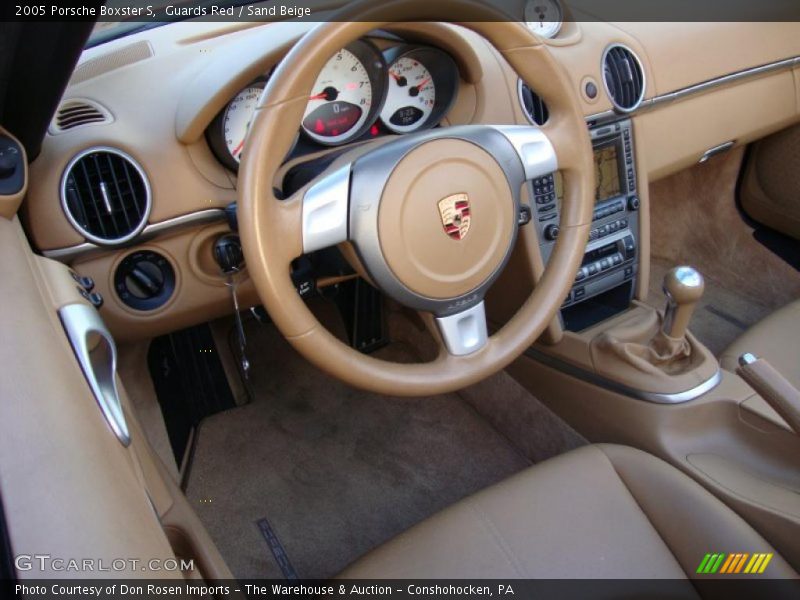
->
xmin=602 ymin=44 xmax=645 ymax=113
xmin=517 ymin=80 xmax=549 ymax=126
xmin=61 ymin=147 xmax=151 ymax=245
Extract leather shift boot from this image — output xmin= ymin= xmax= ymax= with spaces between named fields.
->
xmin=590 ymin=308 xmax=718 ymax=394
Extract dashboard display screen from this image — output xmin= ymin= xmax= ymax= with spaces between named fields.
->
xmin=302 ymin=102 xmax=363 ymax=138
xmin=593 ymin=143 xmax=622 ymax=203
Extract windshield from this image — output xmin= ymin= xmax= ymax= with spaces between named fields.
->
xmin=87 ymin=0 xmax=268 ymax=47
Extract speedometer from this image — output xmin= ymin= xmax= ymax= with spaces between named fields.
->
xmin=207 ymin=79 xmax=268 ymax=172
xmin=223 ymin=84 xmax=264 ymax=164
xmin=301 ymin=41 xmax=386 ymax=145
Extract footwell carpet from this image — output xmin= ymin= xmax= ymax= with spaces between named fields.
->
xmin=185 ymin=323 xmax=531 ymax=580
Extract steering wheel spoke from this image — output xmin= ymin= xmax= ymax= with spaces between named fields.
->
xmin=301 ymin=164 xmax=352 ymax=254
xmin=435 ymin=302 xmax=488 ymax=356
xmin=491 ymin=125 xmax=558 ymax=181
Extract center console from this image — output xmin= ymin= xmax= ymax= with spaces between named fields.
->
xmin=531 ymin=119 xmax=640 ymax=331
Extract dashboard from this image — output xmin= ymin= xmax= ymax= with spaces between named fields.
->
xmin=206 ymin=40 xmax=460 ymax=171
xmin=18 ymin=14 xmax=800 ymax=342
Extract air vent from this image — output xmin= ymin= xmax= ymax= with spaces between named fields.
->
xmin=50 ymin=99 xmax=113 ymax=134
xmin=518 ymin=80 xmax=549 ymax=126
xmin=61 ymin=148 xmax=151 ymax=245
xmin=602 ymin=44 xmax=645 ymax=112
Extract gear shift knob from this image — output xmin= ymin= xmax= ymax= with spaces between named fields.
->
xmin=662 ymin=266 xmax=704 ymax=339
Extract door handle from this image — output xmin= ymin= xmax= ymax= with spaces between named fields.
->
xmin=59 ymin=303 xmax=130 ymax=446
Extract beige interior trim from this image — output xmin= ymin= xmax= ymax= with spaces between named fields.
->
xmin=528 ymin=346 xmax=721 ymax=404
xmin=508 ymin=357 xmax=800 ymax=569
xmin=0 ymin=217 xmax=183 ymax=578
xmin=19 ymin=18 xmax=800 ymax=357
xmin=636 ymin=70 xmax=799 ymax=182
xmin=610 ymin=22 xmax=800 ymax=97
xmin=71 ymin=223 xmax=259 ymax=343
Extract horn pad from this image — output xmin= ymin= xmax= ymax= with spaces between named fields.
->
xmin=377 ymin=138 xmax=516 ymax=300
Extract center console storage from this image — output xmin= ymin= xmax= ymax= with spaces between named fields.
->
xmin=533 ymin=118 xmax=640 ymax=331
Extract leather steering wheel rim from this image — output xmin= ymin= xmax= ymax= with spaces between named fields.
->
xmin=238 ymin=0 xmax=594 ymax=396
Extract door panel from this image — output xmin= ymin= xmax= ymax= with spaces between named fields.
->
xmin=0 ymin=215 xmax=185 ymax=578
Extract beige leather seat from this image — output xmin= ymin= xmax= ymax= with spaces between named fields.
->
xmin=720 ymin=299 xmax=800 ymax=387
xmin=340 ymin=444 xmax=796 ymax=582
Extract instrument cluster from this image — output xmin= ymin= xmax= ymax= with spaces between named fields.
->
xmin=207 ymin=40 xmax=459 ymax=171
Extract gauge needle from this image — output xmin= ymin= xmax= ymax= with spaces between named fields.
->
xmin=389 ymin=71 xmax=407 ymax=87
xmin=409 ymin=78 xmax=431 ymax=97
xmin=231 ymin=139 xmax=245 ymax=157
xmin=309 ymin=86 xmax=339 ymax=101
xmin=415 ymin=77 xmax=431 ymax=90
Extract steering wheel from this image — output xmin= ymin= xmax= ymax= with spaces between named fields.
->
xmin=238 ymin=0 xmax=594 ymax=396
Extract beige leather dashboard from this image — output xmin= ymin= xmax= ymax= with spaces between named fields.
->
xmin=20 ymin=16 xmax=800 ymax=341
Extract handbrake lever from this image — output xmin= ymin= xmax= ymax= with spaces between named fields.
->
xmin=737 ymin=353 xmax=800 ymax=435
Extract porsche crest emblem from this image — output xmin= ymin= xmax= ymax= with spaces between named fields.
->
xmin=438 ymin=193 xmax=472 ymax=241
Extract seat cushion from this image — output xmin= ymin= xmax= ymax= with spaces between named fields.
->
xmin=720 ymin=299 xmax=800 ymax=387
xmin=339 ymin=444 xmax=796 ymax=581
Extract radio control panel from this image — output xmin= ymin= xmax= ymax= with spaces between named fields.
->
xmin=532 ymin=118 xmax=639 ymax=326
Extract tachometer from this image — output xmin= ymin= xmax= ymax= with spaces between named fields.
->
xmin=379 ymin=47 xmax=459 ymax=135
xmin=302 ymin=41 xmax=386 ymax=145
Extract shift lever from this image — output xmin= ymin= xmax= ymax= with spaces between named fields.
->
xmin=662 ymin=266 xmax=704 ymax=339
xmin=213 ymin=234 xmax=249 ymax=377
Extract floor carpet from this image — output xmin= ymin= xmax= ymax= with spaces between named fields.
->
xmin=184 ymin=318 xmax=533 ymax=580
xmin=649 ymin=146 xmax=800 ymax=311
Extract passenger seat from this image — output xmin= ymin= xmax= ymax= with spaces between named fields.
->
xmin=720 ymin=299 xmax=800 ymax=387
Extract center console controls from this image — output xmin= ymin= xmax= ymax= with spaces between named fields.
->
xmin=532 ymin=118 xmax=639 ymax=330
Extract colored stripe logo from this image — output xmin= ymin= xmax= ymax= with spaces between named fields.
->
xmin=696 ymin=552 xmax=773 ymax=574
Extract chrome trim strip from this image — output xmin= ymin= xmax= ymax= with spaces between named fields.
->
xmin=524 ymin=347 xmax=722 ymax=404
xmin=60 ymin=146 xmax=152 ymax=246
xmin=586 ymin=55 xmax=800 ymax=123
xmin=650 ymin=56 xmax=798 ymax=110
xmin=59 ymin=303 xmax=130 ymax=446
xmin=43 ymin=208 xmax=228 ymax=262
